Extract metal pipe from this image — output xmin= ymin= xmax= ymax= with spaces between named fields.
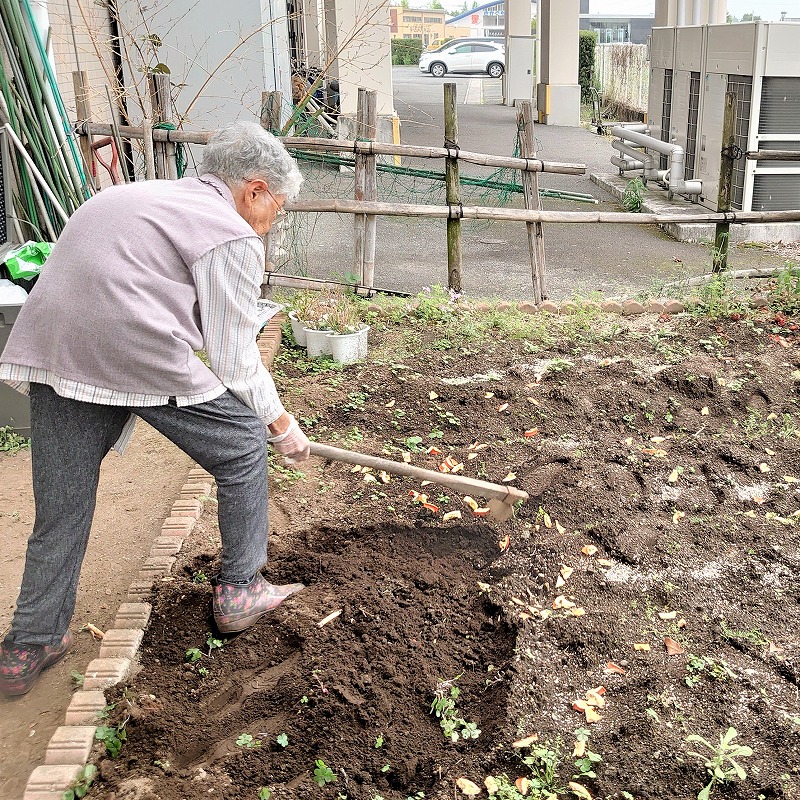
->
xmin=709 ymin=0 xmax=719 ymax=23
xmin=611 ymin=155 xmax=641 ymax=171
xmin=692 ymin=0 xmax=701 ymax=25
xmin=677 ymin=0 xmax=686 ymax=26
xmin=611 ymin=125 xmax=702 ymax=196
xmin=612 ymin=139 xmax=659 ymax=179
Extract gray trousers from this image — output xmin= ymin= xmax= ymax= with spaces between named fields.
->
xmin=11 ymin=383 xmax=269 ymax=646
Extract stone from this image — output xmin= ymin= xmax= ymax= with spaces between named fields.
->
xmin=539 ymin=301 xmax=559 ymax=314
xmin=601 ymin=301 xmax=624 ymax=314
xmin=64 ymin=690 xmax=108 ymax=725
xmin=663 ymin=300 xmax=685 ymax=314
xmin=473 ymin=302 xmax=491 ymax=312
xmin=99 ymin=629 xmax=144 ymax=661
xmin=495 ymin=301 xmax=512 ymax=312
xmin=82 ymin=658 xmax=131 ymax=690
xmin=111 ymin=603 xmax=152 ymax=630
xmin=24 ymin=765 xmax=83 ymax=800
xmin=750 ymin=294 xmax=769 ymax=308
xmin=621 ymin=300 xmax=646 ymax=316
xmin=517 ymin=302 xmax=538 ymax=314
xmin=44 ymin=726 xmax=96 ymax=766
xmin=648 ymin=301 xmax=665 ymax=314
xmin=187 ymin=467 xmax=213 ymax=482
xmin=560 ymin=301 xmax=578 ymax=314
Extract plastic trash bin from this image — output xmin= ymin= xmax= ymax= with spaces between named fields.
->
xmin=0 ymin=303 xmax=30 ymax=436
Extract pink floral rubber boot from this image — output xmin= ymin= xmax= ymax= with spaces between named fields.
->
xmin=0 ymin=631 xmax=73 ymax=697
xmin=212 ymin=573 xmax=305 ymax=634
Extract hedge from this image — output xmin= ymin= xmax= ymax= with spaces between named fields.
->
xmin=392 ymin=37 xmax=424 ymax=65
xmin=579 ymin=30 xmax=598 ymax=102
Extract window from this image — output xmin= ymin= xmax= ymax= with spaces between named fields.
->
xmin=403 ymin=15 xmax=422 ymax=22
xmin=424 ymin=17 xmax=440 ymax=23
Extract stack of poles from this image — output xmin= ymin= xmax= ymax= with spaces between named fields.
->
xmin=0 ymin=0 xmax=88 ymax=240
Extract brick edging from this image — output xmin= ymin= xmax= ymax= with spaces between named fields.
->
xmin=23 ymin=314 xmax=286 ymax=799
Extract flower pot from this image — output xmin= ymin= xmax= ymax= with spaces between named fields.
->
xmin=288 ymin=312 xmax=307 ymax=347
xmin=304 ymin=327 xmax=333 ymax=357
xmin=357 ymin=325 xmax=370 ymax=359
xmin=327 ymin=330 xmax=362 ymax=364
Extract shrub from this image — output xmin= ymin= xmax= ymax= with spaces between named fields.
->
xmin=392 ymin=37 xmax=424 ymax=65
xmin=579 ymin=30 xmax=598 ymax=102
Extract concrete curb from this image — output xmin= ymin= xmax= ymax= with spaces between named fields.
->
xmin=22 ymin=314 xmax=285 ymax=799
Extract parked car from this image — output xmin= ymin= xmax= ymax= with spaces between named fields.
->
xmin=424 ymin=36 xmax=498 ymax=52
xmin=419 ymin=41 xmax=505 ymax=78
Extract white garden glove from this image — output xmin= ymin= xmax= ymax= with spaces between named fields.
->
xmin=267 ymin=415 xmax=310 ymax=463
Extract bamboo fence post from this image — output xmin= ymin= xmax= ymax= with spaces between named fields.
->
xmin=72 ymin=71 xmax=95 ymax=192
xmin=354 ymin=88 xmax=368 ymax=283
xmin=444 ymin=83 xmax=462 ymax=293
xmin=363 ymin=90 xmax=378 ymax=290
xmin=104 ymin=84 xmax=129 ymax=184
xmin=517 ymin=100 xmax=545 ymax=303
xmin=142 ymin=118 xmax=156 ymax=180
xmin=149 ymin=73 xmax=177 ymax=180
xmin=713 ymin=92 xmax=737 ymax=273
xmin=260 ymin=91 xmax=283 ymax=132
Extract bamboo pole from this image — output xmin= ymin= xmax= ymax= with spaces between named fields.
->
xmin=364 ymin=90 xmax=378 ymax=289
xmin=72 ymin=71 xmax=95 ymax=192
xmin=263 ymin=272 xmax=411 ymax=297
xmin=148 ymin=74 xmax=177 ymax=179
xmin=142 ymin=118 xmax=156 ymax=180
xmin=79 ymin=123 xmax=586 ymax=174
xmin=517 ymin=101 xmax=544 ymax=304
xmin=105 ymin=84 xmax=129 ymax=184
xmin=284 ymin=197 xmax=800 ymax=226
xmin=353 ymin=88 xmax=367 ymax=283
xmin=444 ymin=83 xmax=462 ymax=293
xmin=713 ymin=92 xmax=736 ymax=273
xmin=745 ymin=150 xmax=800 ymax=161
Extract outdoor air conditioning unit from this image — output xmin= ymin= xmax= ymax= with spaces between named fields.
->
xmin=648 ymin=21 xmax=800 ymax=212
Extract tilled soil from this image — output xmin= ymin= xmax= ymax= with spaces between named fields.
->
xmin=90 ymin=300 xmax=800 ymax=800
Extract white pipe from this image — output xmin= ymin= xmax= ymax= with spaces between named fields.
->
xmin=612 ymin=139 xmax=659 ymax=179
xmin=611 ymin=155 xmax=641 ymax=172
xmin=677 ymin=0 xmax=686 ymax=25
xmin=692 ymin=0 xmax=701 ymax=25
xmin=611 ymin=125 xmax=702 ymax=196
xmin=709 ymin=0 xmax=719 ymax=23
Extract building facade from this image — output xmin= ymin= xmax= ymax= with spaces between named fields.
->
xmin=445 ymin=0 xmax=537 ymax=39
xmin=389 ymin=6 xmax=447 ymax=47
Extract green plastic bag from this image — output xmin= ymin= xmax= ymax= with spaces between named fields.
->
xmin=4 ymin=241 xmax=52 ymax=280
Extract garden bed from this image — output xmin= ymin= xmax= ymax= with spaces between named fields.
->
xmin=90 ymin=287 xmax=800 ymax=800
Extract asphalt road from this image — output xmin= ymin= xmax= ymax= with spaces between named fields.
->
xmin=284 ymin=66 xmax=789 ymax=301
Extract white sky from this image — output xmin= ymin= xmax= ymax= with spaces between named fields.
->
xmin=443 ymin=1 xmax=800 ymax=23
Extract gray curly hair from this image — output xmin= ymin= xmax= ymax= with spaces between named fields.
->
xmin=201 ymin=121 xmax=303 ymax=199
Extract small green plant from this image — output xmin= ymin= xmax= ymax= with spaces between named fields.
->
xmin=686 ymin=727 xmax=752 ymax=800
xmin=206 ymin=633 xmax=224 ymax=655
xmin=236 ymin=733 xmax=262 ymax=748
xmin=313 ymin=758 xmax=337 ymax=786
xmin=258 ymin=788 xmax=272 ymax=800
xmin=185 ymin=647 xmax=202 ymax=663
xmin=520 ymin=740 xmax=564 ymax=795
xmin=193 ymin=570 xmax=208 ymax=583
xmin=374 ymin=734 xmax=384 ymax=748
xmin=62 ymin=764 xmax=97 ymax=800
xmin=572 ymin=728 xmax=602 ymax=780
xmin=277 ymin=732 xmax=289 ymax=748
xmin=430 ymin=675 xmax=481 ymax=742
xmin=70 ymin=670 xmax=85 ymax=688
xmin=95 ymin=722 xmax=128 ymax=758
xmin=0 ymin=425 xmax=30 ymax=453
xmin=720 ymin=620 xmax=769 ymax=648
xmin=197 ymin=666 xmax=209 ymax=677
xmin=622 ymin=177 xmax=645 ymax=212
xmin=483 ymin=775 xmax=525 ymax=799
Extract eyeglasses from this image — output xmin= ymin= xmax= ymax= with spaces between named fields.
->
xmin=265 ymin=187 xmax=287 ymax=217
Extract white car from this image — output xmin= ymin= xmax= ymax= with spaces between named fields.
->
xmin=419 ymin=41 xmax=505 ymax=79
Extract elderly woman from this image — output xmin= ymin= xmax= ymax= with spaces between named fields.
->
xmin=0 ymin=122 xmax=310 ymax=697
